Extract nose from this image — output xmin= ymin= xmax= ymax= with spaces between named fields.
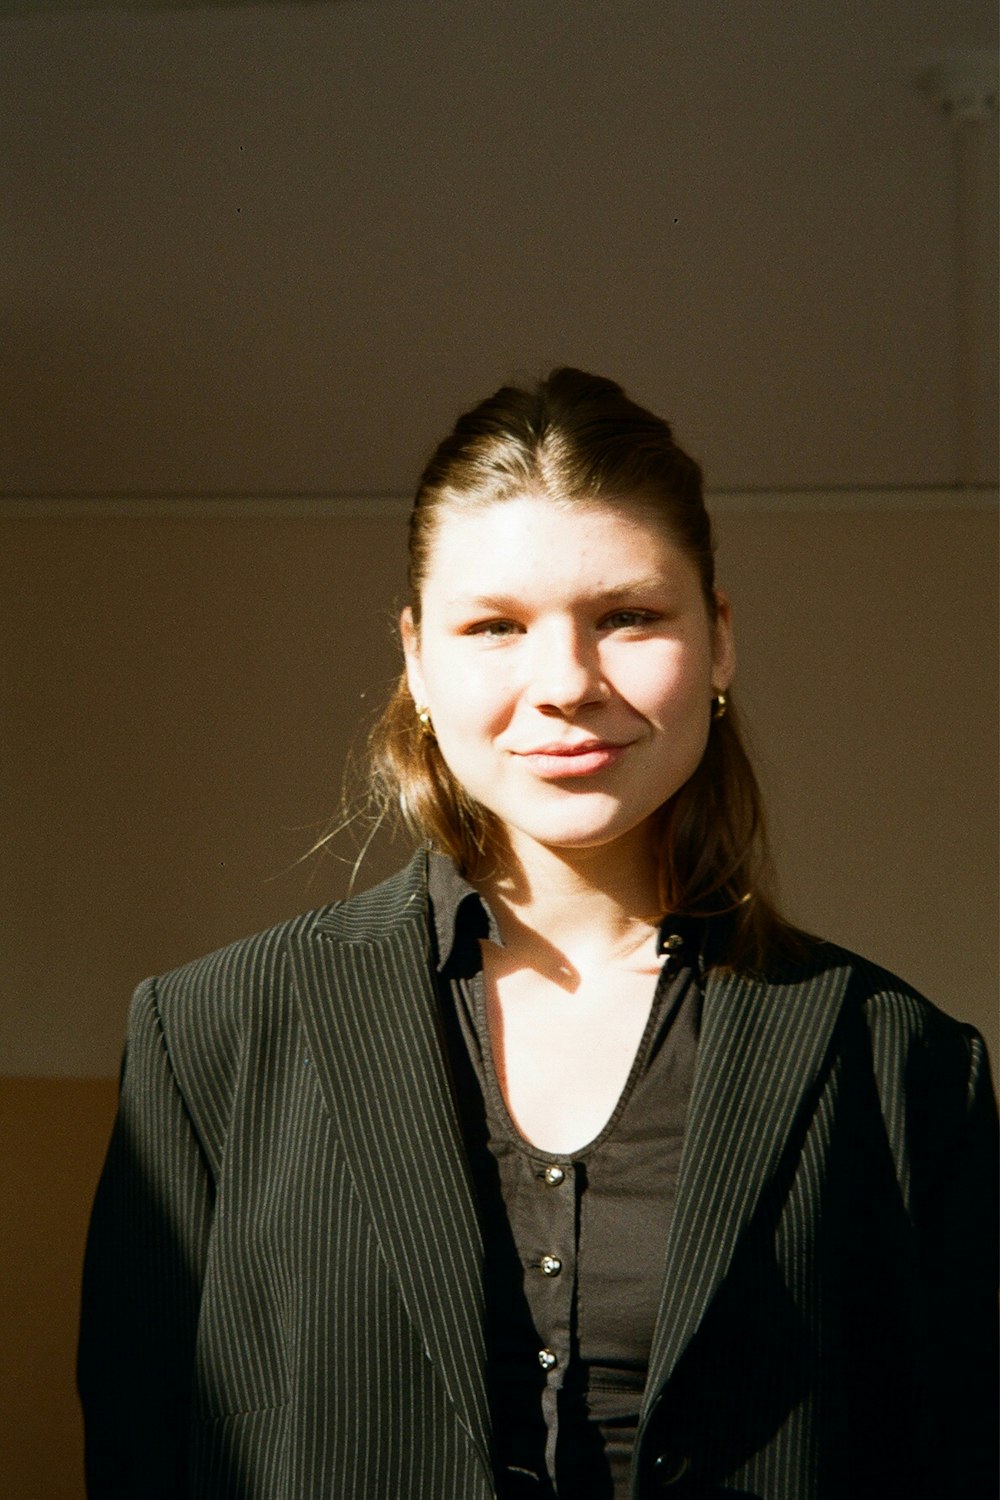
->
xmin=526 ymin=620 xmax=606 ymax=715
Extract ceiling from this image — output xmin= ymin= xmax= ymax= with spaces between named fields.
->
xmin=3 ymin=0 xmax=996 ymax=494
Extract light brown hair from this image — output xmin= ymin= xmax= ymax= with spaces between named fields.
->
xmin=370 ymin=367 xmax=802 ymax=971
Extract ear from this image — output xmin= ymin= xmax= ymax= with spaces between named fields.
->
xmin=400 ymin=606 xmax=428 ymax=705
xmin=711 ymin=589 xmax=736 ymax=692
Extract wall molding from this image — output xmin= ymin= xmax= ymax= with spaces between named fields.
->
xmin=0 ymin=486 xmax=996 ymax=520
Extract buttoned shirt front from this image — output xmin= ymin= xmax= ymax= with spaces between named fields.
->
xmin=428 ymin=855 xmax=707 ymax=1499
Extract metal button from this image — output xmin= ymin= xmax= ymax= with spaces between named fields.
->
xmin=652 ymin=1450 xmax=690 ymax=1488
xmin=543 ymin=1166 xmax=565 ymax=1186
xmin=540 ymin=1254 xmax=562 ymax=1277
xmin=662 ymin=933 xmax=684 ymax=953
xmin=538 ymin=1348 xmax=558 ymax=1371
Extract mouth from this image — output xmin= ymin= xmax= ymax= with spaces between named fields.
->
xmin=514 ymin=740 xmax=631 ymax=778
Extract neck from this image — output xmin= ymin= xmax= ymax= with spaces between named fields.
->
xmin=473 ymin=828 xmax=664 ymax=969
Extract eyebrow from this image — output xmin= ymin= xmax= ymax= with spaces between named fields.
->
xmin=445 ymin=578 xmax=676 ymax=611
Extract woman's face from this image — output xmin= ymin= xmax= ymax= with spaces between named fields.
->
xmin=401 ymin=494 xmax=735 ymax=873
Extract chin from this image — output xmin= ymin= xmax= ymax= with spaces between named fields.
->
xmin=507 ymin=814 xmax=658 ymax=859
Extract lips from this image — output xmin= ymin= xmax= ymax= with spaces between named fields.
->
xmin=518 ymin=739 xmax=623 ymax=755
xmin=514 ymin=740 xmax=630 ymax=778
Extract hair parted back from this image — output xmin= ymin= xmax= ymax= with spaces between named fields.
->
xmin=370 ymin=366 xmax=801 ymax=971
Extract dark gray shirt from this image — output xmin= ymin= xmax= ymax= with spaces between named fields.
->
xmin=428 ymin=855 xmax=706 ymax=1499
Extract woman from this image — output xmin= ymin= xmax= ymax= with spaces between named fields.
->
xmin=79 ymin=369 xmax=997 ymax=1499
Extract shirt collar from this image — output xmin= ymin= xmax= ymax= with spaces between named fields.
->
xmin=427 ymin=851 xmax=504 ymax=974
xmin=427 ymin=851 xmax=711 ymax=977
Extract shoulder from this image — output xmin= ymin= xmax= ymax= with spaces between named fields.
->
xmin=824 ymin=941 xmax=983 ymax=1067
xmin=143 ymin=850 xmax=430 ymax=1076
xmin=766 ymin=937 xmax=992 ymax=1120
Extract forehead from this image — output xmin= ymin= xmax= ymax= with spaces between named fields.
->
xmin=421 ymin=493 xmax=690 ymax=590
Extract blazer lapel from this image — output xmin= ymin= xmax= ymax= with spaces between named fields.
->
xmin=288 ymin=853 xmax=491 ymax=1474
xmin=642 ymin=953 xmax=851 ymax=1413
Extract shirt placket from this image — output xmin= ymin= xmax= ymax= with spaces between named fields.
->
xmin=519 ymin=1153 xmax=578 ymax=1486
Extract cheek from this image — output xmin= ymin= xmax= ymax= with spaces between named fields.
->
xmin=620 ymin=644 xmax=710 ymax=719
xmin=424 ymin=655 xmax=513 ymax=734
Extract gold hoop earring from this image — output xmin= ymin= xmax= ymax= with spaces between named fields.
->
xmin=415 ymin=704 xmax=434 ymax=738
xmin=712 ymin=692 xmax=728 ymax=721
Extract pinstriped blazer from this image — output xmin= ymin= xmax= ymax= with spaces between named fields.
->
xmin=79 ymin=850 xmax=998 ymax=1499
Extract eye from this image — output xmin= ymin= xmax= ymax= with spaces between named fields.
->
xmin=464 ymin=618 xmax=522 ymax=639
xmin=601 ymin=609 xmax=660 ymax=630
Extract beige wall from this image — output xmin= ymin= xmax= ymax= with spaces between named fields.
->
xmin=2 ymin=510 xmax=411 ymax=1074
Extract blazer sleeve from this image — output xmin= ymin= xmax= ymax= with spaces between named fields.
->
xmin=78 ymin=976 xmax=215 ymax=1499
xmin=915 ymin=1024 xmax=999 ymax=1497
